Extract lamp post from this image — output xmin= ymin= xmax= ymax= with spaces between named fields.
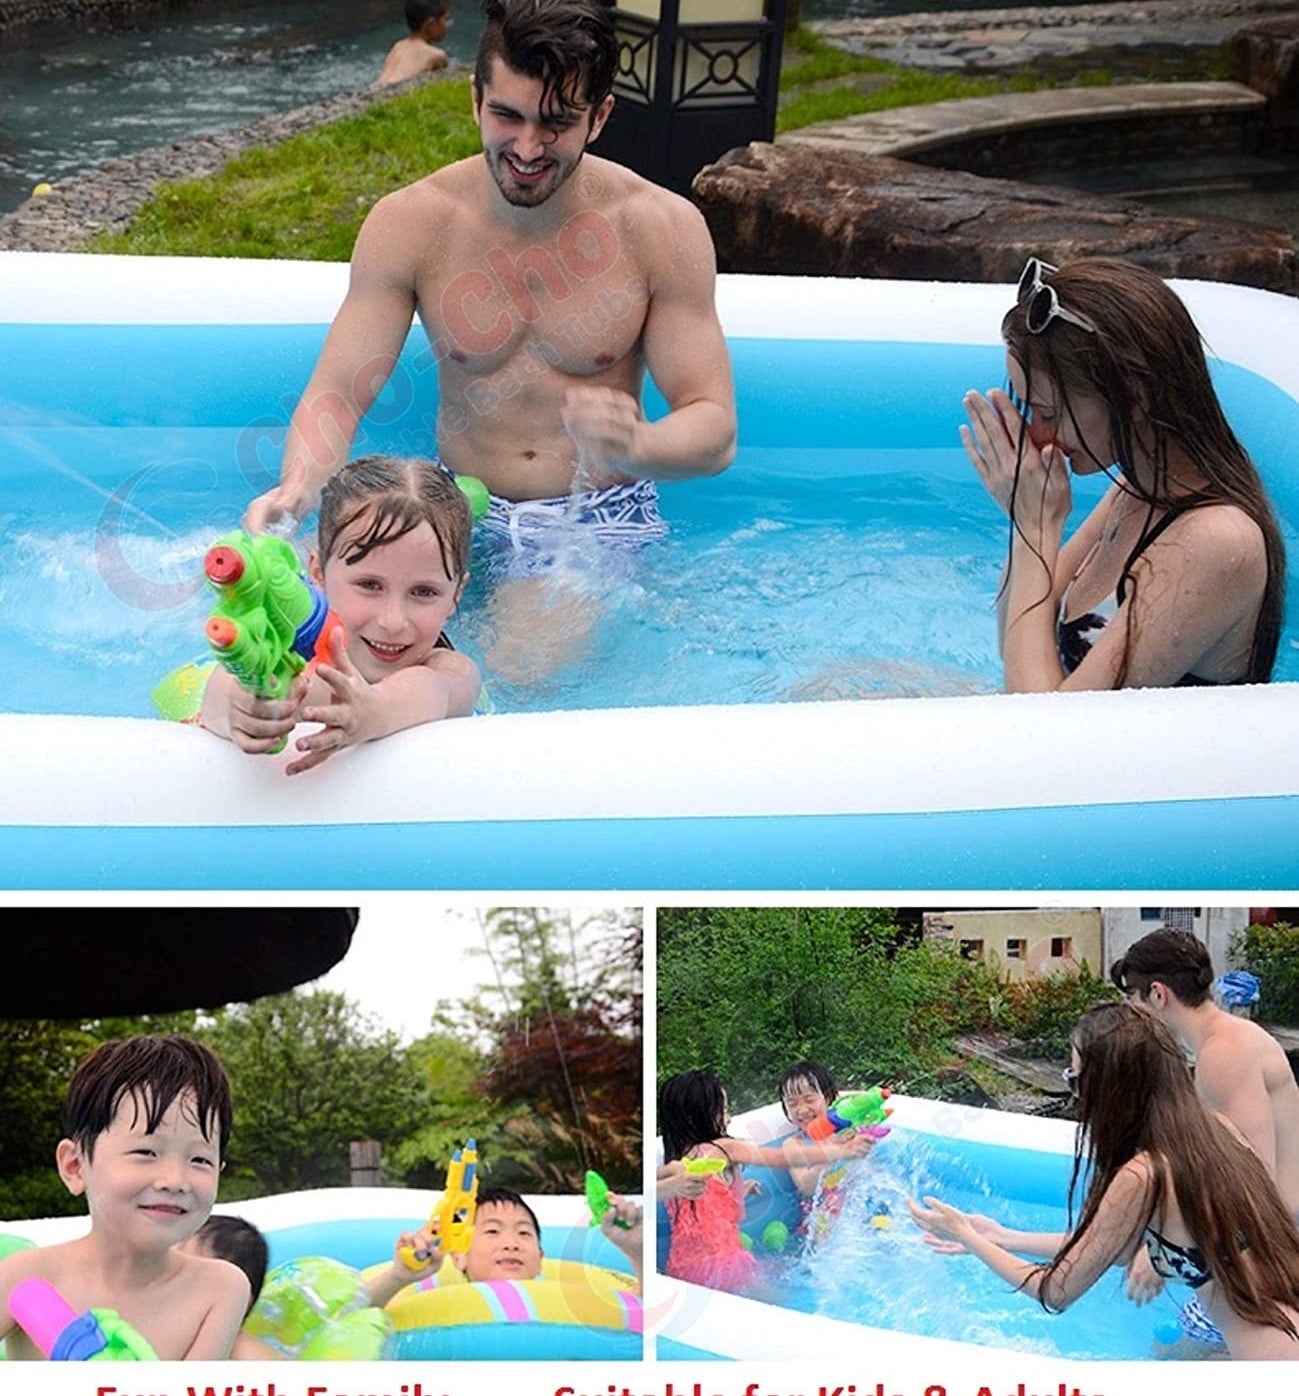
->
xmin=596 ymin=0 xmax=788 ymax=197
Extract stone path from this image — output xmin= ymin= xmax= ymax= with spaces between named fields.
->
xmin=811 ymin=0 xmax=1299 ymax=71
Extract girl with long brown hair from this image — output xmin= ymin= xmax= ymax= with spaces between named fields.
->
xmin=962 ymin=258 xmax=1285 ymax=689
xmin=910 ymin=1002 xmax=1299 ymax=1359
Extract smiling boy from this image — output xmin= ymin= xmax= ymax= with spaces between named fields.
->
xmin=366 ymin=1184 xmax=642 ymax=1308
xmin=0 ymin=1036 xmax=249 ymax=1360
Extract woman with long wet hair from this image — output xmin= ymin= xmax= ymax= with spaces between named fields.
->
xmin=962 ymin=258 xmax=1285 ymax=689
xmin=910 ymin=1002 xmax=1299 ymax=1359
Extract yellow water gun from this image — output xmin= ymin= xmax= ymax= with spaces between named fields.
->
xmin=398 ymin=1138 xmax=479 ymax=1270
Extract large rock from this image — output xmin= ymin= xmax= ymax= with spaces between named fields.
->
xmin=1227 ymin=16 xmax=1299 ymax=135
xmin=691 ymin=143 xmax=1297 ymax=293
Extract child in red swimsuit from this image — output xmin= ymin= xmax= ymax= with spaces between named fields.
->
xmin=659 ymin=1070 xmax=872 ymax=1293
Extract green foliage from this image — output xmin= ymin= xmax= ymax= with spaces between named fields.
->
xmin=198 ymin=990 xmax=429 ymax=1192
xmin=657 ymin=908 xmax=1003 ymax=1111
xmin=88 ymin=78 xmax=481 ymax=260
xmin=421 ymin=909 xmax=642 ymax=1193
xmin=1231 ymin=923 xmax=1299 ymax=1025
xmin=992 ymin=963 xmax=1120 ymax=1057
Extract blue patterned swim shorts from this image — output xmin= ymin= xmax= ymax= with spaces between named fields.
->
xmin=476 ymin=477 xmax=667 ymax=578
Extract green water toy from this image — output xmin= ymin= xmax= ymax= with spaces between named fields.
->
xmin=761 ymin=1220 xmax=790 ymax=1253
xmin=682 ymin=1156 xmax=728 ymax=1177
xmin=456 ymin=474 xmax=491 ymax=522
xmin=151 ymin=657 xmax=217 ymax=724
xmin=738 ymin=1230 xmax=754 ymax=1252
xmin=297 ymin=1306 xmax=395 ymax=1361
xmin=245 ymin=1256 xmax=370 ymax=1358
xmin=200 ymin=529 xmax=343 ymax=753
xmin=7 ymin=1277 xmax=156 ymax=1360
xmin=584 ymin=1170 xmax=634 ymax=1229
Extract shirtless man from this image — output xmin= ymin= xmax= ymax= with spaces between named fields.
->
xmin=375 ymin=0 xmax=451 ymax=88
xmin=247 ymin=0 xmax=736 ymax=678
xmin=1111 ymin=927 xmax=1299 ymax=1308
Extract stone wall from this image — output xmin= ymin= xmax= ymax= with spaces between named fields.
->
xmin=905 ymin=105 xmax=1266 ymax=180
xmin=0 ymin=0 xmax=181 ymax=35
xmin=691 ymin=143 xmax=1298 ymax=291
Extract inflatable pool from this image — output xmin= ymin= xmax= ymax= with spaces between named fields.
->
xmin=656 ymin=1095 xmax=1193 ymax=1362
xmin=2 ymin=1187 xmax=641 ymax=1361
xmin=3 ymin=252 xmax=1299 ymax=889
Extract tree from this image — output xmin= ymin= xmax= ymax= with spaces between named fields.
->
xmin=199 ymin=991 xmax=428 ymax=1193
xmin=408 ymin=908 xmax=642 ymax=1193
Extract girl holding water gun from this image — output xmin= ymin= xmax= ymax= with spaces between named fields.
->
xmin=659 ymin=1070 xmax=873 ymax=1294
xmin=201 ymin=456 xmax=481 ymax=774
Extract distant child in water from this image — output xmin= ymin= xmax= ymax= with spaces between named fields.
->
xmin=202 ymin=455 xmax=480 ymax=774
xmin=659 ymin=1070 xmax=872 ymax=1294
xmin=375 ymin=0 xmax=451 ymax=86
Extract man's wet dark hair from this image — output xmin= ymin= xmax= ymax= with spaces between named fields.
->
xmin=778 ymin=1060 xmax=837 ymax=1120
xmin=475 ymin=0 xmax=616 ymax=120
xmin=476 ymin=1185 xmax=542 ymax=1239
xmin=62 ymin=1035 xmax=233 ymax=1160
xmin=196 ymin=1215 xmax=269 ymax=1313
xmin=406 ymin=0 xmax=449 ymax=29
xmin=1109 ymin=929 xmax=1215 ymax=1007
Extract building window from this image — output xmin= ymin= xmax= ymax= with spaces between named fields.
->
xmin=1050 ymin=937 xmax=1072 ymax=958
xmin=1162 ymin=908 xmax=1198 ymax=932
xmin=1140 ymin=908 xmax=1161 ymax=921
xmin=959 ymin=939 xmax=984 ymax=960
xmin=1005 ymin=939 xmax=1026 ymax=959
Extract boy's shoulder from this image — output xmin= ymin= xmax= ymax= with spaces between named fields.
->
xmin=178 ymin=1249 xmax=251 ymax=1304
xmin=0 ymin=1236 xmax=82 ymax=1293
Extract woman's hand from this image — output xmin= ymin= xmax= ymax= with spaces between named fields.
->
xmin=908 ymin=1195 xmax=979 ymax=1249
xmin=225 ymin=671 xmax=309 ymax=754
xmin=961 ymin=389 xmax=1072 ymax=542
xmin=285 ymin=642 xmax=380 ymax=776
xmin=913 ymin=1207 xmax=1004 ymax=1255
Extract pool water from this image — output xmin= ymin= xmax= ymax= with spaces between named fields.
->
xmin=0 ymin=441 xmax=1009 ymax=717
xmin=5 ymin=323 xmax=1298 ymax=719
xmin=742 ymin=1131 xmax=1197 ymax=1361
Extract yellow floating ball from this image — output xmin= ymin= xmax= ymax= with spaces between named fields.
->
xmin=869 ymin=1214 xmax=891 ymax=1231
xmin=32 ymin=183 xmax=52 ymax=197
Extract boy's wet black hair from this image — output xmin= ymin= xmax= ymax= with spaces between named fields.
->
xmin=62 ymin=1035 xmax=233 ymax=1160
xmin=475 ymin=1185 xmax=542 ymax=1240
xmin=196 ymin=1215 xmax=269 ymax=1314
xmin=1109 ymin=929 xmax=1214 ymax=1007
xmin=406 ymin=0 xmax=450 ymax=29
xmin=778 ymin=1059 xmax=837 ymax=1119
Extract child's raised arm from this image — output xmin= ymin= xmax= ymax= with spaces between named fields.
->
xmin=599 ymin=1196 xmax=644 ymax=1289
xmin=714 ymin=1133 xmax=874 ymax=1170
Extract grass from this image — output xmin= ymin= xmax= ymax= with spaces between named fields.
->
xmin=88 ymin=77 xmax=482 ymax=259
xmin=87 ymin=28 xmax=1221 ymax=259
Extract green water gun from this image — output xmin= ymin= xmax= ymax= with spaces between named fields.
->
xmin=805 ymin=1086 xmax=892 ymax=1143
xmin=682 ymin=1156 xmax=728 ymax=1177
xmin=202 ymin=530 xmax=343 ymax=752
xmin=7 ymin=1277 xmax=157 ymax=1360
xmin=585 ymin=1170 xmax=634 ymax=1229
